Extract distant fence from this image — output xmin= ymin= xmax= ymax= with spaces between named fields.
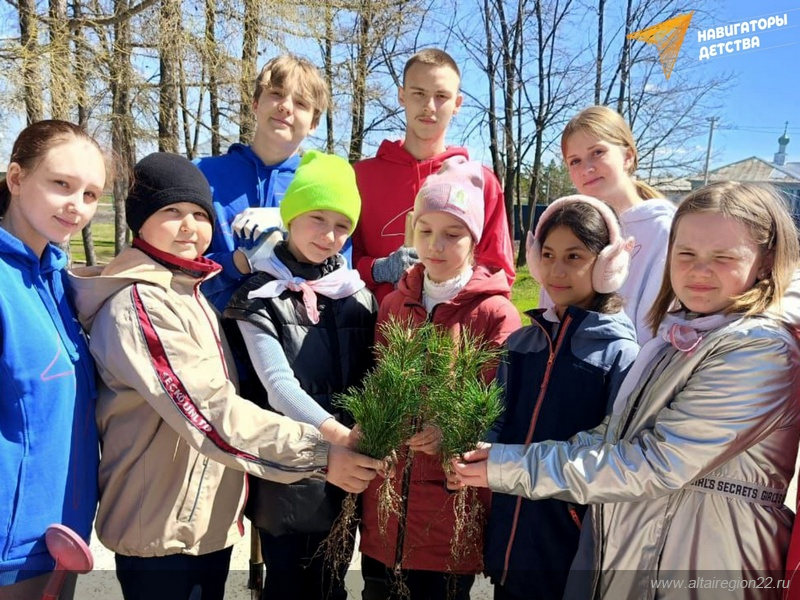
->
xmin=513 ymin=204 xmax=548 ymax=240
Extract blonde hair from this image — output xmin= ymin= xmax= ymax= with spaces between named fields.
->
xmin=561 ymin=105 xmax=660 ymax=200
xmin=403 ymin=48 xmax=460 ymax=84
xmin=253 ymin=55 xmax=329 ymax=127
xmin=647 ymin=181 xmax=799 ymax=334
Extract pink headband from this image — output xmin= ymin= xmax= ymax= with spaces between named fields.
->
xmin=526 ymin=194 xmax=634 ymax=294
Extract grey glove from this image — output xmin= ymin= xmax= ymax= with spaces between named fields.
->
xmin=236 ymin=228 xmax=284 ymax=272
xmin=231 ymin=207 xmax=284 ymax=241
xmin=372 ymin=247 xmax=419 ymax=284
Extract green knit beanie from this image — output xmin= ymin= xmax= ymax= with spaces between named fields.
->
xmin=280 ymin=150 xmax=361 ymax=234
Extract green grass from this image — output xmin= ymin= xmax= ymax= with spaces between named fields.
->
xmin=70 ymin=222 xmax=541 ymax=315
xmin=69 ymin=221 xmax=117 ymax=266
xmin=511 ymin=268 xmax=540 ymax=317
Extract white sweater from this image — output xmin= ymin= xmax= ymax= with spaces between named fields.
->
xmin=617 ymin=199 xmax=676 ymax=342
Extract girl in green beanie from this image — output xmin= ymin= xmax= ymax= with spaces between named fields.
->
xmin=224 ymin=150 xmax=378 ymax=600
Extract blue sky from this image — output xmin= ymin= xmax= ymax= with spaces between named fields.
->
xmin=0 ymin=1 xmax=797 ymax=173
xmin=678 ymin=0 xmax=799 ymax=168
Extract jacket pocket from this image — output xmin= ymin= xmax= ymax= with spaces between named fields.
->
xmin=178 ymin=454 xmax=209 ymax=523
xmin=4 ymin=456 xmax=54 ymax=561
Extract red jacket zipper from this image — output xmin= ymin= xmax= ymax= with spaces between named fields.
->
xmin=500 ymin=315 xmax=572 ymax=587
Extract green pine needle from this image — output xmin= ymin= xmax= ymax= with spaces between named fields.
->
xmin=335 ymin=316 xmax=433 ymax=460
xmin=334 ymin=318 xmax=504 ymax=462
xmin=427 ymin=328 xmax=505 ymax=461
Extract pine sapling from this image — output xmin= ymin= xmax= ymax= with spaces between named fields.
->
xmin=427 ymin=329 xmax=505 ymax=565
xmin=321 ymin=317 xmax=431 ymax=579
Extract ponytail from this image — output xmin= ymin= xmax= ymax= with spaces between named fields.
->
xmin=634 ymin=179 xmax=661 ymax=200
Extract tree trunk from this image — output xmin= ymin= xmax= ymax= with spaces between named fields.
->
xmin=191 ymin=68 xmax=206 ymax=158
xmin=347 ymin=0 xmax=372 ymax=163
xmin=494 ymin=0 xmax=522 ymax=246
xmin=518 ymin=0 xmax=546 ymax=267
xmin=19 ymin=0 xmax=44 ymax=124
xmin=239 ymin=0 xmax=259 ymax=144
xmin=111 ymin=0 xmax=136 ymax=254
xmin=482 ymin=0 xmax=502 ymax=181
xmin=178 ymin=57 xmax=193 ymax=158
xmin=515 ymin=27 xmax=524 ymax=246
xmin=205 ymin=0 xmax=221 ymax=155
xmin=48 ymin=0 xmax=71 ymax=120
xmin=594 ymin=0 xmax=605 ymax=105
xmin=158 ymin=0 xmax=180 ymax=153
xmin=617 ymin=0 xmax=634 ymax=115
xmin=324 ymin=0 xmax=335 ymax=154
xmin=47 ymin=0 xmax=73 ymax=260
xmin=71 ymin=0 xmax=97 ymax=265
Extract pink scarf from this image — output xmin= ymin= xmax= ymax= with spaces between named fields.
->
xmin=611 ymin=311 xmax=740 ymax=415
xmin=248 ymin=248 xmax=366 ymax=324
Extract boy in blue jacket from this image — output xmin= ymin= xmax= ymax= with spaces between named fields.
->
xmin=196 ymin=55 xmax=335 ymax=312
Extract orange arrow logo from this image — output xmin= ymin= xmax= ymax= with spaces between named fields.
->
xmin=628 ymin=11 xmax=694 ymax=80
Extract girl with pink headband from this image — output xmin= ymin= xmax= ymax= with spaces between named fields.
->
xmin=482 ymin=195 xmax=640 ymax=600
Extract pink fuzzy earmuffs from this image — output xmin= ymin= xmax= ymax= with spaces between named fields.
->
xmin=526 ymin=195 xmax=634 ymax=294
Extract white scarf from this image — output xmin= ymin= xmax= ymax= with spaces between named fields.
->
xmin=422 ymin=267 xmax=473 ymax=312
xmin=611 ymin=311 xmax=741 ymax=415
xmin=248 ymin=247 xmax=365 ymax=324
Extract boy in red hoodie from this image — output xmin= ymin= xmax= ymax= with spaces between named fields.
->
xmin=352 ymin=48 xmax=514 ymax=304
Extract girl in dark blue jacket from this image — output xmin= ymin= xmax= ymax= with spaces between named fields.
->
xmin=0 ymin=121 xmax=107 ymax=599
xmin=484 ymin=195 xmax=640 ymax=600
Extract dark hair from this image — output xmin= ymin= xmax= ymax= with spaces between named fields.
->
xmin=538 ymin=201 xmax=624 ymax=314
xmin=0 ymin=120 xmax=106 ymax=217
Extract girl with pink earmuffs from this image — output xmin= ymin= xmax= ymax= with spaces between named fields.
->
xmin=481 ymin=195 xmax=640 ymax=600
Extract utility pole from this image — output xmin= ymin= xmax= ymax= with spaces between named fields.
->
xmin=703 ymin=117 xmax=719 ymax=185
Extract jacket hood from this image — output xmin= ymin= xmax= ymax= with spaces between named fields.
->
xmin=0 ymin=227 xmax=66 ymax=274
xmin=620 ymin=198 xmax=676 ymax=224
xmin=396 ymin=262 xmax=512 ymax=307
xmin=69 ymin=243 xmax=219 ymax=331
xmin=375 ymin=139 xmax=468 ymax=168
xmin=227 ymin=143 xmax=301 ymax=171
xmin=569 ymin=306 xmax=638 ymax=347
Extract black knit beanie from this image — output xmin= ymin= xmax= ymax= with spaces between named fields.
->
xmin=125 ymin=152 xmax=215 ymax=235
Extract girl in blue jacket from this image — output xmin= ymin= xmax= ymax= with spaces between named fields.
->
xmin=484 ymin=195 xmax=640 ymax=600
xmin=0 ymin=120 xmax=107 ymax=599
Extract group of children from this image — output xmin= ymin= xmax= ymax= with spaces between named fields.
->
xmin=2 ymin=45 xmax=800 ymax=600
